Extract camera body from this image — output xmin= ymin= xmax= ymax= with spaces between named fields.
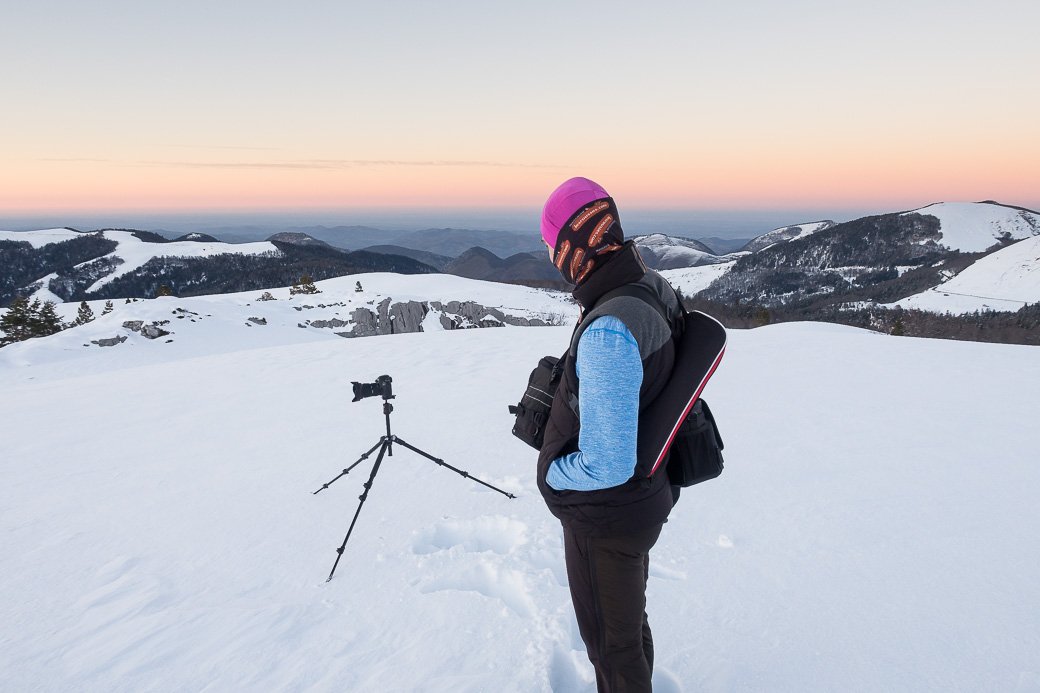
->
xmin=352 ymin=374 xmax=394 ymax=402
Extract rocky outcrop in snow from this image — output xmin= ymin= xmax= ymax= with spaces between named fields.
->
xmin=312 ymin=298 xmax=555 ymax=338
xmin=91 ymin=335 xmax=127 ymax=347
xmin=123 ymin=320 xmax=171 ymax=339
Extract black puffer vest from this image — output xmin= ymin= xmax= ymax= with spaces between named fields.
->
xmin=536 ymin=242 xmax=682 ymax=536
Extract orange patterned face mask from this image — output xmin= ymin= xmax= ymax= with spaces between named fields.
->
xmin=550 ymin=197 xmax=624 ymax=285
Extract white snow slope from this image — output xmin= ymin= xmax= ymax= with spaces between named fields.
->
xmin=660 ymin=261 xmax=738 ymax=297
xmin=891 ymin=235 xmax=1040 ymax=314
xmin=2 ymin=292 xmax=1040 ymax=691
xmin=0 ymin=273 xmax=577 ymax=369
xmin=0 ymin=227 xmax=85 ymax=248
xmin=904 ymin=202 xmax=1040 ymax=253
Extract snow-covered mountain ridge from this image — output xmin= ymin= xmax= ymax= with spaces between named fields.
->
xmin=903 ymin=201 xmax=1040 ymax=252
xmin=682 ymin=201 xmax=1040 ymax=315
xmin=739 ymin=220 xmax=836 ymax=253
xmin=0 ymin=227 xmax=434 ymax=305
xmin=631 ymin=233 xmax=731 ymax=270
xmin=6 ymin=199 xmax=1039 ymax=319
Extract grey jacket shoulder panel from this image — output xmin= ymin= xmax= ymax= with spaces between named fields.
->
xmin=571 ymin=270 xmax=680 ymax=361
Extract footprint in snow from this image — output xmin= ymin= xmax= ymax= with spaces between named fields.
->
xmin=412 ymin=515 xmax=527 ymax=555
xmin=548 ymin=643 xmax=596 ymax=692
xmin=419 ymin=558 xmax=537 ymax=617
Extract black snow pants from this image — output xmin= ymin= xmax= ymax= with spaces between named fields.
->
xmin=563 ymin=521 xmax=664 ymax=693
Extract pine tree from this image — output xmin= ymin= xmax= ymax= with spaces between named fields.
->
xmin=0 ymin=296 xmax=32 ymax=345
xmin=290 ymin=274 xmax=320 ymax=295
xmin=101 ymin=300 xmax=114 ymax=315
xmin=891 ymin=314 xmax=905 ymax=336
xmin=32 ymin=301 xmax=65 ymax=338
xmin=75 ymin=301 xmax=95 ymax=326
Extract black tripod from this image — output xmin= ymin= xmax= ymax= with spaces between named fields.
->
xmin=314 ymin=390 xmax=516 ymax=582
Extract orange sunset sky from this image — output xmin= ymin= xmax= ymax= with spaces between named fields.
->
xmin=2 ymin=1 xmax=1038 ymax=216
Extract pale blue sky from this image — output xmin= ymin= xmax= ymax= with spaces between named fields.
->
xmin=2 ymin=0 xmax=1038 ymax=214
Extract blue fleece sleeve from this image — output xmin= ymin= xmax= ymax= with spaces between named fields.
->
xmin=546 ymin=315 xmax=642 ymax=491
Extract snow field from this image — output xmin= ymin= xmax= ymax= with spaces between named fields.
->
xmin=891 ymin=235 xmax=1040 ymax=314
xmin=660 ymin=261 xmax=737 ymax=297
xmin=906 ymin=202 xmax=1040 ymax=253
xmin=0 ymin=228 xmax=85 ymax=248
xmin=2 ymin=315 xmax=1040 ymax=690
xmin=0 ymin=273 xmax=576 ymax=379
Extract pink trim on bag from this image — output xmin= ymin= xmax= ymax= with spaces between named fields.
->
xmin=648 ymin=345 xmax=726 ymax=476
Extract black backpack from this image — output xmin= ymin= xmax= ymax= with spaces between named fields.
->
xmin=598 ymin=284 xmax=726 ymax=488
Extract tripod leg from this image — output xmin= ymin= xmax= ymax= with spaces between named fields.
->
xmin=326 ymin=438 xmax=390 ymax=582
xmin=392 ymin=436 xmax=516 ymax=499
xmin=312 ymin=439 xmax=384 ymax=495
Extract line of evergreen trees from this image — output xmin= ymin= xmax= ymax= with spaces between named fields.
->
xmin=0 ymin=298 xmax=113 ymax=347
xmin=682 ymin=295 xmax=1040 ymax=346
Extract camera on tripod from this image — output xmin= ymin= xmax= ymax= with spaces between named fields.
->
xmin=352 ymin=374 xmax=394 ymax=402
xmin=315 ymin=374 xmax=516 ymax=582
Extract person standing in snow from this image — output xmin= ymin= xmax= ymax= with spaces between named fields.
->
xmin=536 ymin=177 xmax=682 ymax=692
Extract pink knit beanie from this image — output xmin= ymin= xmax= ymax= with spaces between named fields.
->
xmin=540 ymin=177 xmax=611 ymax=249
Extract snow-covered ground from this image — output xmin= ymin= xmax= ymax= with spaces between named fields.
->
xmin=905 ymin=202 xmax=1040 ymax=253
xmin=3 ymin=292 xmax=1039 ymax=691
xmin=660 ymin=261 xmax=737 ymax=297
xmin=0 ymin=227 xmax=85 ymax=248
xmin=0 ymin=273 xmax=577 ymax=373
xmin=890 ymin=235 xmax=1040 ymax=314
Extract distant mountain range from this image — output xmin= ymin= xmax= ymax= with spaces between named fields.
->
xmin=203 ymin=225 xmax=546 ymax=259
xmin=3 ymin=201 xmax=1038 ymax=322
xmin=191 ymin=224 xmax=751 ymax=262
xmin=360 ymin=245 xmax=454 ymax=271
xmin=443 ymin=248 xmax=560 ymax=284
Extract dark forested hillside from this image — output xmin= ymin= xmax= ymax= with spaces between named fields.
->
xmin=702 ymin=213 xmax=977 ymax=306
xmin=1 ymin=235 xmax=118 ymax=305
xmin=1 ymin=233 xmax=438 ymax=304
xmin=683 ymin=295 xmax=1040 ymax=347
xmin=61 ymin=242 xmax=437 ymax=301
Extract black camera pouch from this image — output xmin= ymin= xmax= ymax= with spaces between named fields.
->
xmin=508 ymin=354 xmax=565 ymax=450
xmin=666 ymin=398 xmax=725 ymax=487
